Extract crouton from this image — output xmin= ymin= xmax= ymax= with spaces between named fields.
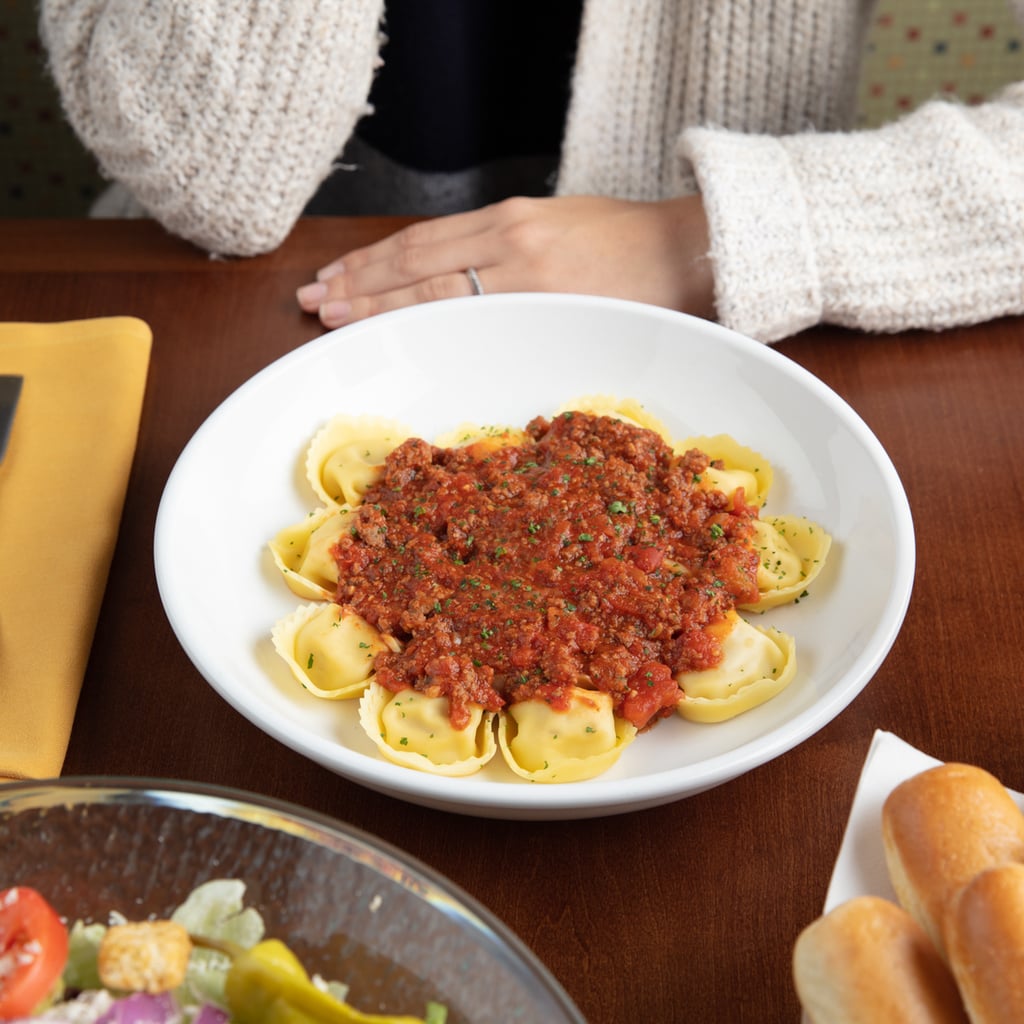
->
xmin=97 ymin=920 xmax=192 ymax=993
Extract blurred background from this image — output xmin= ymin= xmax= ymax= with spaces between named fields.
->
xmin=3 ymin=0 xmax=1024 ymax=217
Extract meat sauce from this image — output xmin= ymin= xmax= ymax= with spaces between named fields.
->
xmin=332 ymin=411 xmax=761 ymax=732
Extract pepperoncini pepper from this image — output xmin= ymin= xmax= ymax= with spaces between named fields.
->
xmin=224 ymin=939 xmax=428 ymax=1024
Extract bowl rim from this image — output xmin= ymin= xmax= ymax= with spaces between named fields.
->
xmin=0 ymin=774 xmax=587 ymax=1023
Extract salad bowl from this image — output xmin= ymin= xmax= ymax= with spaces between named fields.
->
xmin=0 ymin=777 xmax=584 ymax=1024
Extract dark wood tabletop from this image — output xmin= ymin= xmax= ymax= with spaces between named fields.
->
xmin=2 ymin=217 xmax=1023 ymax=1024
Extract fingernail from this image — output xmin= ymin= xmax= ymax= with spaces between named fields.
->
xmin=296 ymin=281 xmax=327 ymax=308
xmin=320 ymin=299 xmax=352 ymax=326
xmin=317 ymin=260 xmax=345 ymax=282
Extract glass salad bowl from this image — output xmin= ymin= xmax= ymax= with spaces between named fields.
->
xmin=0 ymin=777 xmax=585 ymax=1024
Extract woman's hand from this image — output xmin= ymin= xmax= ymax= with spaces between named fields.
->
xmin=296 ymin=194 xmax=716 ymax=328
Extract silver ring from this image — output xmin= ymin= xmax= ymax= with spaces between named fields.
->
xmin=465 ymin=266 xmax=485 ymax=296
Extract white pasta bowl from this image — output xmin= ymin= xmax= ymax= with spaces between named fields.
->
xmin=155 ymin=293 xmax=915 ymax=820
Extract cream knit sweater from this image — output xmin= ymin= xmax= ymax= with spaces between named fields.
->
xmin=40 ymin=0 xmax=1024 ymax=342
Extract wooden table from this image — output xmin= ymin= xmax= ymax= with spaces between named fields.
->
xmin=3 ymin=218 xmax=1023 ymax=1023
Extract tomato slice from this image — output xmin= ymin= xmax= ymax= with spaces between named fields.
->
xmin=0 ymin=887 xmax=69 ymax=1019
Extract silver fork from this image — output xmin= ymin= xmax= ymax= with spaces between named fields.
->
xmin=0 ymin=375 xmax=23 ymax=464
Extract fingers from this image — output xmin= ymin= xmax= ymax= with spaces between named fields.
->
xmin=295 ymin=241 xmax=485 ymax=328
xmin=337 ymin=204 xmax=502 ymax=276
xmin=296 ymin=204 xmax=513 ymax=327
xmin=306 ymin=270 xmax=487 ymax=329
xmin=296 ymin=278 xmax=330 ymax=312
xmin=326 ymin=234 xmax=493 ymax=301
xmin=294 ymin=198 xmax=540 ymax=323
xmin=316 ymin=257 xmax=346 ymax=281
xmin=324 ymin=204 xmax=501 ymax=287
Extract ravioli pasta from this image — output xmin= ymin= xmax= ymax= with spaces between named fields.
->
xmin=497 ymin=688 xmax=638 ymax=783
xmin=305 ymin=415 xmax=412 ymax=508
xmin=272 ymin=602 xmax=393 ymax=700
xmin=741 ymin=515 xmax=832 ymax=612
xmin=268 ymin=506 xmax=354 ymax=601
xmin=267 ymin=397 xmax=833 ymax=784
xmin=358 ymin=681 xmax=498 ymax=776
xmin=676 ymin=433 xmax=774 ymax=509
xmin=675 ymin=612 xmax=798 ymax=723
xmin=554 ymin=394 xmax=673 ymax=442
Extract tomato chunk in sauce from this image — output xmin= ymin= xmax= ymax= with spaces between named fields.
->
xmin=332 ymin=411 xmax=761 ymax=731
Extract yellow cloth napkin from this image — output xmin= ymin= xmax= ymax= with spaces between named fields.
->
xmin=0 ymin=317 xmax=152 ymax=779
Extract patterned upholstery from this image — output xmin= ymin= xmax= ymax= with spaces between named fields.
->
xmin=0 ymin=4 xmax=103 ymax=216
xmin=859 ymin=2 xmax=1024 ymax=126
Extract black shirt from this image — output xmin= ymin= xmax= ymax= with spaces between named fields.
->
xmin=306 ymin=0 xmax=584 ymax=215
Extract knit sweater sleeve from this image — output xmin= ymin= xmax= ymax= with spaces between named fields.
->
xmin=681 ymin=84 xmax=1024 ymax=343
xmin=39 ymin=0 xmax=385 ymax=256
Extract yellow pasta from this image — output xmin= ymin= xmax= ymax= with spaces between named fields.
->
xmin=433 ymin=422 xmax=529 ymax=455
xmin=496 ymin=688 xmax=637 ymax=783
xmin=271 ymin=602 xmax=390 ymax=700
xmin=358 ymin=681 xmax=498 ymax=776
xmin=741 ymin=515 xmax=833 ymax=612
xmin=268 ymin=506 xmax=354 ymax=601
xmin=675 ymin=433 xmax=773 ymax=508
xmin=555 ymin=394 xmax=673 ymax=443
xmin=305 ymin=414 xmax=412 ymax=508
xmin=676 ymin=612 xmax=797 ymax=723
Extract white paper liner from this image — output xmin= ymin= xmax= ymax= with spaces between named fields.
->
xmin=824 ymin=729 xmax=1024 ymax=911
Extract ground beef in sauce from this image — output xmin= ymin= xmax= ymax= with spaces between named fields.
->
xmin=332 ymin=411 xmax=761 ymax=731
